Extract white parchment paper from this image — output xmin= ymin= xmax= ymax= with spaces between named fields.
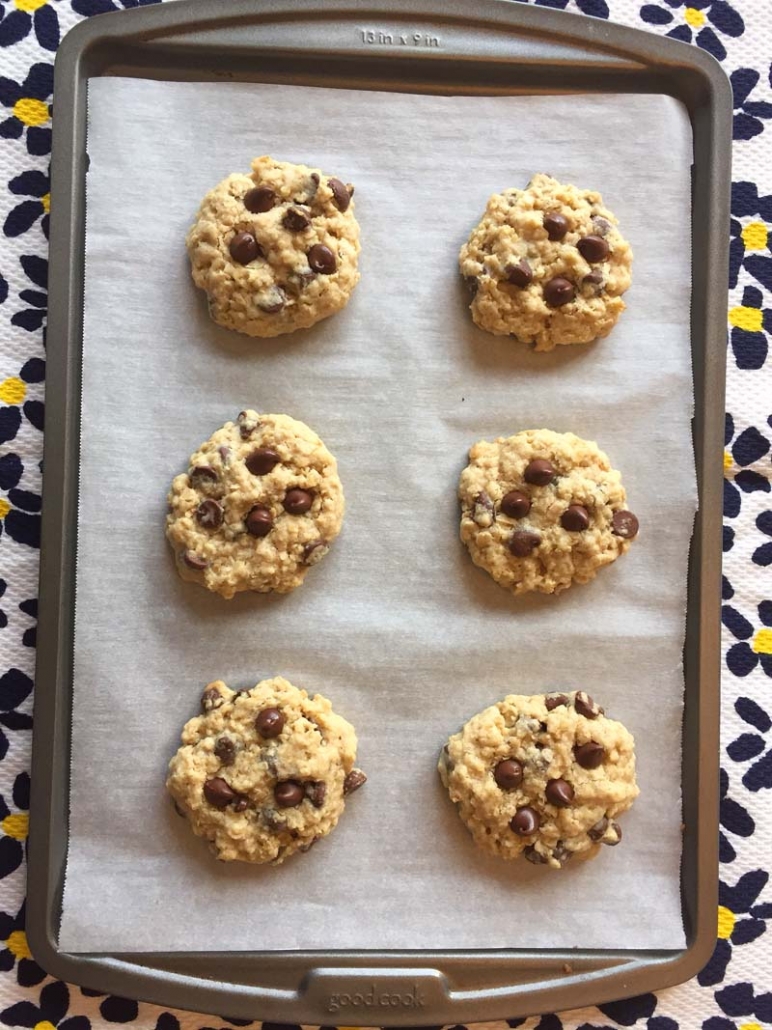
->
xmin=60 ymin=79 xmax=695 ymax=953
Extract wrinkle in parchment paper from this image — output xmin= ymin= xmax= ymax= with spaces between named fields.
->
xmin=60 ymin=80 xmax=694 ymax=952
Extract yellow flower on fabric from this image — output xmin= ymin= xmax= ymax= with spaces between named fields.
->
xmin=0 ymin=377 xmax=26 ymax=405
xmin=729 ymin=306 xmax=763 ymax=332
xmin=41 ymin=192 xmax=50 ymax=214
xmin=724 ymin=450 xmax=733 ymax=473
xmin=753 ymin=628 xmax=772 ymax=655
xmin=739 ymin=1023 xmax=762 ymax=1030
xmin=684 ymin=7 xmax=706 ymax=27
xmin=14 ymin=0 xmax=48 ymax=11
xmin=34 ymin=1022 xmax=56 ymax=1030
xmin=717 ymin=905 xmax=735 ymax=939
xmin=6 ymin=930 xmax=31 ymax=961
xmin=742 ymin=222 xmax=768 ymax=251
xmin=2 ymin=813 xmax=29 ymax=840
xmin=0 ymin=500 xmax=10 ymax=520
xmin=12 ymin=98 xmax=48 ymax=127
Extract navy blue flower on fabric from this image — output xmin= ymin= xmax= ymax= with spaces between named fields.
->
xmin=729 ymin=182 xmax=772 ymax=291
xmin=0 ymin=358 xmax=45 ymax=458
xmin=0 ymin=902 xmax=45 ymax=987
xmin=724 ymin=601 xmax=772 ymax=679
xmin=699 ymin=869 xmax=770 ymax=986
xmin=0 ymin=772 xmax=29 ymax=880
xmin=731 ymin=65 xmax=772 ymax=141
xmin=727 ymin=696 xmax=772 ymax=791
xmin=0 ymin=0 xmax=59 ymax=52
xmin=719 ymin=767 xmax=754 ymax=863
xmin=0 ymin=670 xmax=32 ymax=764
xmin=639 ymin=1 xmax=744 ymax=62
xmin=729 ymin=285 xmax=771 ymax=370
xmin=754 ymin=510 xmax=772 ymax=566
xmin=511 ymin=0 xmax=610 ymax=17
xmin=71 ymin=0 xmax=161 ymax=16
xmin=723 ymin=412 xmax=771 ymax=521
xmin=710 ymin=982 xmax=772 ymax=1025
xmin=3 ymin=170 xmax=49 ymax=240
xmin=12 ymin=254 xmax=47 ymax=333
xmin=0 ymin=980 xmax=90 ymax=1030
xmin=18 ymin=598 xmax=36 ymax=648
xmin=0 ymin=62 xmax=52 ymax=156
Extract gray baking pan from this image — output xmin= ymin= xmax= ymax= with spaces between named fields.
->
xmin=29 ymin=0 xmax=730 ymax=1022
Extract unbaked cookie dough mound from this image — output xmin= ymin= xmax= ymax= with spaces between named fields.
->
xmin=167 ymin=678 xmax=366 ymax=864
xmin=187 ymin=156 xmax=360 ymax=337
xmin=459 ymin=174 xmax=632 ymax=350
xmin=459 ymin=429 xmax=639 ymax=596
xmin=166 ymin=410 xmax=344 ymax=598
xmin=438 ymin=691 xmax=638 ymax=868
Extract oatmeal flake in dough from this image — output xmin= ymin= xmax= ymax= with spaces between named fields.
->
xmin=459 ymin=174 xmax=632 ymax=350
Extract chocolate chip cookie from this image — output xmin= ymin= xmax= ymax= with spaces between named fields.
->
xmin=459 ymin=174 xmax=632 ymax=350
xmin=187 ymin=156 xmax=360 ymax=337
xmin=459 ymin=429 xmax=639 ymax=595
xmin=438 ymin=692 xmax=638 ymax=868
xmin=167 ymin=678 xmax=365 ymax=864
xmin=166 ymin=410 xmax=344 ymax=598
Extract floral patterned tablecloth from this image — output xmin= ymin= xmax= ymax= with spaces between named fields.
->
xmin=0 ymin=0 xmax=770 ymax=1028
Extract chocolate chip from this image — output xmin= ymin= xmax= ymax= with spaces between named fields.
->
xmin=523 ymin=845 xmax=548 ymax=865
xmin=501 ymin=490 xmax=531 ymax=519
xmin=546 ymin=778 xmax=574 ymax=808
xmin=245 ymin=505 xmax=273 ymax=537
xmin=282 ymin=208 xmax=310 ymax=231
xmin=494 ymin=759 xmax=524 ymax=790
xmin=544 ymin=212 xmax=569 ymax=241
xmin=588 ymin=816 xmax=609 ymax=841
xmin=172 ymin=800 xmax=186 ymax=818
xmin=182 ymin=550 xmax=209 ymax=571
xmin=275 ymin=780 xmax=305 ymax=808
xmin=204 ymin=777 xmax=237 ymax=808
xmin=472 ymin=491 xmax=495 ymax=527
xmin=245 ymin=448 xmax=280 ymax=476
xmin=574 ymin=691 xmax=601 ymax=719
xmin=545 ymin=694 xmax=569 ymax=711
xmin=509 ymin=530 xmax=541 ymax=557
xmin=328 ymin=177 xmax=352 ymax=212
xmin=552 ymin=841 xmax=572 ymax=863
xmin=574 ymin=741 xmax=605 ymax=769
xmin=218 ymin=445 xmax=232 ymax=464
xmin=237 ymin=411 xmax=259 ymax=439
xmin=302 ymin=539 xmax=329 ymax=565
xmin=244 ymin=185 xmax=277 ymax=213
xmin=189 ymin=465 xmax=217 ymax=487
xmin=543 ymin=276 xmax=575 ymax=308
xmin=308 ymin=244 xmax=336 ymax=274
xmin=306 ymin=781 xmax=327 ymax=808
xmin=577 ymin=234 xmax=610 ymax=263
xmin=582 ymin=270 xmax=605 ymax=293
xmin=214 ymin=736 xmax=236 ymax=766
xmin=285 ymin=270 xmax=317 ymax=295
xmin=196 ymin=498 xmax=224 ymax=529
xmin=257 ymin=286 xmax=285 ymax=313
xmin=510 ymin=806 xmax=540 ymax=836
xmin=233 ymin=797 xmax=249 ymax=813
xmin=299 ymin=837 xmax=320 ymax=853
xmin=606 ymin=821 xmax=622 ymax=846
xmin=344 ymin=769 xmax=367 ymax=795
xmin=229 ymin=231 xmax=261 ymax=264
xmin=201 ymin=687 xmax=224 ymax=712
xmin=591 ymin=215 xmax=612 ymax=236
xmin=612 ymin=510 xmax=640 ymax=539
xmin=523 ymin=458 xmax=556 ymax=486
xmin=262 ymin=809 xmax=287 ymax=832
xmin=560 ymin=504 xmax=590 ymax=531
xmin=255 ymin=707 xmax=285 ymax=738
xmin=284 ymin=488 xmax=314 ymax=514
xmin=463 ymin=275 xmax=479 ymax=295
xmin=505 ymin=259 xmax=533 ymax=288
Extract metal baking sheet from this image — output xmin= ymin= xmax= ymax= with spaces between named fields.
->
xmin=29 ymin=0 xmax=730 ymax=1022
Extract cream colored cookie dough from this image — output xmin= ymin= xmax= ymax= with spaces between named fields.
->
xmin=459 ymin=174 xmax=632 ymax=350
xmin=167 ymin=678 xmax=366 ymax=864
xmin=166 ymin=410 xmax=344 ymax=598
xmin=459 ymin=429 xmax=639 ymax=595
xmin=438 ymin=691 xmax=638 ymax=868
xmin=187 ymin=156 xmax=360 ymax=337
